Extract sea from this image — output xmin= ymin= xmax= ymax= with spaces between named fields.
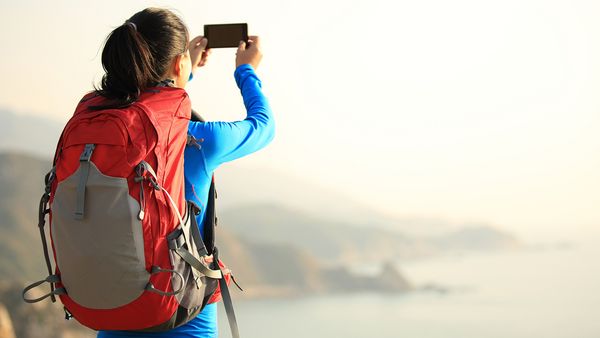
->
xmin=218 ymin=233 xmax=600 ymax=338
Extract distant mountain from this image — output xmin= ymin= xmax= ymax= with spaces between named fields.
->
xmin=0 ymin=152 xmax=53 ymax=282
xmin=219 ymin=203 xmax=430 ymax=265
xmin=218 ymin=203 xmax=521 ymax=267
xmin=209 ymin=226 xmax=327 ymax=297
xmin=0 ymin=109 xmax=63 ymax=158
xmin=214 ymin=164 xmax=459 ymax=237
xmin=431 ymin=225 xmax=520 ymax=251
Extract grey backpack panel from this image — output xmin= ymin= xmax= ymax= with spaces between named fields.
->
xmin=51 ymin=161 xmax=149 ymax=309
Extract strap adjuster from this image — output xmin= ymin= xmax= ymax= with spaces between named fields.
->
xmin=79 ymin=144 xmax=95 ymax=162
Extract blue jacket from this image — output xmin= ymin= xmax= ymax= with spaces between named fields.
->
xmin=97 ymin=64 xmax=275 ymax=338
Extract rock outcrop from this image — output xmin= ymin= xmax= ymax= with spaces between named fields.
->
xmin=0 ymin=303 xmax=16 ymax=338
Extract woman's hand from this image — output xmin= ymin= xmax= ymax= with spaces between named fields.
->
xmin=189 ymin=36 xmax=211 ymax=74
xmin=236 ymin=36 xmax=262 ymax=70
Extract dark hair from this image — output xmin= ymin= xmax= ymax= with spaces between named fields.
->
xmin=90 ymin=7 xmax=189 ymax=110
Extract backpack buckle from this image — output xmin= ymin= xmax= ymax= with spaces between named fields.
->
xmin=135 ymin=161 xmax=160 ymax=190
xmin=79 ymin=144 xmax=95 ymax=162
xmin=186 ymin=135 xmax=203 ymax=149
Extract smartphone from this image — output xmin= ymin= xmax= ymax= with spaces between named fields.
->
xmin=204 ymin=23 xmax=248 ymax=49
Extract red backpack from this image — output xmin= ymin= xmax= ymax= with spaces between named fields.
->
xmin=22 ymin=87 xmax=238 ymax=336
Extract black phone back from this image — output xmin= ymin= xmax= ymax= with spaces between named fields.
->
xmin=204 ymin=23 xmax=248 ymax=48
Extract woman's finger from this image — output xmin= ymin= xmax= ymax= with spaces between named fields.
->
xmin=237 ymin=40 xmax=247 ymax=53
xmin=190 ymin=35 xmax=205 ymax=45
xmin=198 ymin=37 xmax=208 ymax=49
xmin=189 ymin=37 xmax=207 ymax=55
xmin=247 ymin=36 xmax=260 ymax=49
xmin=199 ymin=52 xmax=211 ymax=67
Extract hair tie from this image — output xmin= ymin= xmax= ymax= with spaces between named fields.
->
xmin=125 ymin=20 xmax=137 ymax=31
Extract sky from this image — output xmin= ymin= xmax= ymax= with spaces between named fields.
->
xmin=0 ymin=0 xmax=599 ymax=240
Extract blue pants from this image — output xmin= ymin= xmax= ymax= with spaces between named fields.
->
xmin=97 ymin=303 xmax=218 ymax=338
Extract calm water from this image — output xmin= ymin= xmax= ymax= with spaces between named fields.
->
xmin=218 ymin=236 xmax=600 ymax=338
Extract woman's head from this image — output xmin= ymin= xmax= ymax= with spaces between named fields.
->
xmin=91 ymin=7 xmax=190 ymax=110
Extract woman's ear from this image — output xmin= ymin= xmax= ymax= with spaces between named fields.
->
xmin=173 ymin=54 xmax=184 ymax=77
xmin=169 ymin=53 xmax=190 ymax=88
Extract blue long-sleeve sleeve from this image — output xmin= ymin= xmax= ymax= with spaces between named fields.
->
xmin=184 ymin=64 xmax=275 ymax=209
xmin=188 ymin=64 xmax=275 ymax=170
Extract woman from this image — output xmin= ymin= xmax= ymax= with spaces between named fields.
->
xmin=95 ymin=7 xmax=275 ymax=338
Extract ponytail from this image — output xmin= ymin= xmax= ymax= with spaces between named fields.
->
xmin=90 ymin=8 xmax=189 ymax=110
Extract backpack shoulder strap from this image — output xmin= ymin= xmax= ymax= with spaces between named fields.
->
xmin=203 ymin=175 xmax=216 ymax=254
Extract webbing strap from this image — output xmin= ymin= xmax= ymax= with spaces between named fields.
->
xmin=22 ymin=275 xmax=66 ymax=303
xmin=159 ymin=182 xmax=185 ymax=231
xmin=188 ymin=203 xmax=208 ymax=257
xmin=186 ymin=135 xmax=202 ymax=149
xmin=167 ymin=225 xmax=204 ymax=286
xmin=155 ymin=171 xmax=222 ymax=279
xmin=214 ymin=247 xmax=240 ymax=338
xmin=145 ymin=266 xmax=185 ymax=296
xmin=135 ymin=161 xmax=160 ymax=221
xmin=219 ymin=277 xmax=239 ymax=338
xmin=38 ymin=168 xmax=56 ymax=302
xmin=74 ymin=144 xmax=95 ymax=220
xmin=136 ymin=161 xmax=159 ymax=184
xmin=174 ymin=247 xmax=222 ymax=279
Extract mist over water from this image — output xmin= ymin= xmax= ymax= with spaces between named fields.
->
xmin=220 ymin=233 xmax=600 ymax=338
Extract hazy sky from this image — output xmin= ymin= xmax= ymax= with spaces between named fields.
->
xmin=1 ymin=0 xmax=599 ymax=239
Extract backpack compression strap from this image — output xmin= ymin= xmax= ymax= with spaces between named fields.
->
xmin=214 ymin=246 xmax=239 ymax=338
xmin=74 ymin=144 xmax=96 ymax=219
xmin=206 ymin=176 xmax=240 ymax=338
xmin=22 ymin=167 xmax=66 ymax=304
